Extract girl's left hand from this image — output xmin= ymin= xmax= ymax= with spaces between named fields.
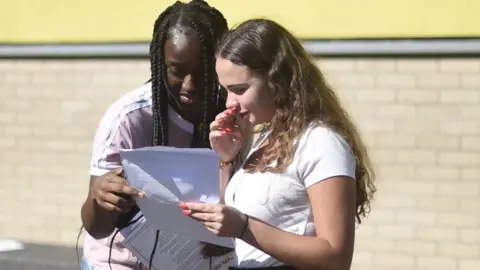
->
xmin=180 ymin=202 xmax=247 ymax=238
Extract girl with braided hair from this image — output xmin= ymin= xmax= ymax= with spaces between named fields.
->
xmin=80 ymin=1 xmax=229 ymax=269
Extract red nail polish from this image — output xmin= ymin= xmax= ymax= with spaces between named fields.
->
xmin=182 ymin=210 xmax=191 ymax=216
xmin=179 ymin=202 xmax=188 ymax=209
xmin=221 ymin=131 xmax=226 ymax=135
xmin=218 ymin=119 xmax=222 ymax=124
xmin=224 ymin=128 xmax=232 ymax=132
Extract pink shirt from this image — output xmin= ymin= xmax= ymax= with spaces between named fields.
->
xmin=83 ymin=83 xmax=194 ymax=270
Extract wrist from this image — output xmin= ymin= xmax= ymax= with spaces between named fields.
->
xmin=88 ymin=187 xmax=98 ymax=204
xmin=88 ymin=189 xmax=109 ymax=215
xmin=219 ymin=160 xmax=235 ymax=168
xmin=89 ymin=193 xmax=105 ymax=213
xmin=237 ymin=213 xmax=250 ymax=239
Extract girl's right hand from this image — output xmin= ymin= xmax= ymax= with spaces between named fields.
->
xmin=90 ymin=168 xmax=144 ymax=213
xmin=209 ymin=106 xmax=250 ymax=163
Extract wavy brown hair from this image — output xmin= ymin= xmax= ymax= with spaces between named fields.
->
xmin=217 ymin=19 xmax=376 ymax=223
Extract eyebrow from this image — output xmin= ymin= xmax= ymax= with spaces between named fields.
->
xmin=225 ymin=83 xmax=249 ymax=89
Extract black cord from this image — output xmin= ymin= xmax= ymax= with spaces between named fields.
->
xmin=108 ymin=229 xmax=122 ymax=270
xmin=108 ymin=214 xmax=145 ymax=270
xmin=148 ymin=230 xmax=160 ymax=270
xmin=75 ymin=225 xmax=84 ymax=266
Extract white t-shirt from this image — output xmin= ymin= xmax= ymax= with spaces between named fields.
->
xmin=224 ymin=124 xmax=357 ymax=267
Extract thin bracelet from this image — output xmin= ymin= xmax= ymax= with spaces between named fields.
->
xmin=219 ymin=160 xmax=234 ymax=168
xmin=238 ymin=214 xmax=250 ymax=239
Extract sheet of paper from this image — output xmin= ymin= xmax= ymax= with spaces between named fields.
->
xmin=119 ymin=146 xmax=235 ymax=248
xmin=119 ymin=211 xmax=146 ymax=239
xmin=123 ymin=221 xmax=236 ymax=270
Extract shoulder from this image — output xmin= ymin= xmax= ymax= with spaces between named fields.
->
xmin=97 ymin=83 xmax=152 ymax=133
xmin=90 ymin=83 xmax=153 ymax=175
xmin=295 ymin=123 xmax=357 ymax=186
xmin=104 ymin=82 xmax=153 ymax=123
xmin=298 ymin=124 xmax=352 ymax=155
xmin=92 ymin=83 xmax=153 ymax=147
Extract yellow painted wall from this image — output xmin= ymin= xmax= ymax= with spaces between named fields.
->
xmin=0 ymin=0 xmax=479 ymax=43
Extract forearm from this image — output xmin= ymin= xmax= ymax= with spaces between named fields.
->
xmin=81 ymin=193 xmax=116 ymax=239
xmin=219 ymin=164 xmax=234 ymax=204
xmin=241 ymin=218 xmax=352 ymax=270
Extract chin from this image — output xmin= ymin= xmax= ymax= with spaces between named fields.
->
xmin=249 ymin=118 xmax=260 ymax=126
xmin=178 ymin=101 xmax=199 ymax=110
xmin=247 ymin=115 xmax=254 ymax=124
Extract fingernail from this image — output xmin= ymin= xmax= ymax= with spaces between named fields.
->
xmin=182 ymin=210 xmax=191 ymax=216
xmin=113 ymin=167 xmax=124 ymax=175
xmin=137 ymin=191 xmax=145 ymax=198
xmin=218 ymin=119 xmax=222 ymax=124
xmin=221 ymin=131 xmax=226 ymax=135
xmin=179 ymin=202 xmax=188 ymax=209
xmin=224 ymin=128 xmax=232 ymax=132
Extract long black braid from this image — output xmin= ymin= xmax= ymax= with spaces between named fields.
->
xmin=150 ymin=0 xmax=228 ymax=148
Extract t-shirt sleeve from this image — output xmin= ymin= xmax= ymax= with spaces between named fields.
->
xmin=297 ymin=126 xmax=357 ymax=188
xmin=89 ymin=106 xmax=133 ymax=176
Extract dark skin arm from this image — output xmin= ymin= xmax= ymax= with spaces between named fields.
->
xmin=81 ymin=168 xmax=143 ymax=239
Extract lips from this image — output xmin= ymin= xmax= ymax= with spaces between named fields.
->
xmin=179 ymin=92 xmax=196 ymax=104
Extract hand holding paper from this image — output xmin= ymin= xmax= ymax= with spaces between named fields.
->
xmin=119 ymin=146 xmax=235 ymax=248
xmin=180 ymin=202 xmax=248 ymax=238
xmin=91 ymin=168 xmax=143 ymax=213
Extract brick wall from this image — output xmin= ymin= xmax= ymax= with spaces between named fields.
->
xmin=0 ymin=58 xmax=479 ymax=270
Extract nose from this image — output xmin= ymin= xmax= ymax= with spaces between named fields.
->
xmin=225 ymin=92 xmax=239 ymax=109
xmin=182 ymin=74 xmax=196 ymax=92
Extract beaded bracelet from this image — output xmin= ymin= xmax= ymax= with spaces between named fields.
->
xmin=219 ymin=160 xmax=234 ymax=168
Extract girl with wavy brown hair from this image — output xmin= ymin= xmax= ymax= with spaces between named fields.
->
xmin=181 ymin=18 xmax=376 ymax=270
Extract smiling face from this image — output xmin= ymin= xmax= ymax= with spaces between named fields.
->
xmin=215 ymin=56 xmax=276 ymax=125
xmin=163 ymin=30 xmax=204 ymax=114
